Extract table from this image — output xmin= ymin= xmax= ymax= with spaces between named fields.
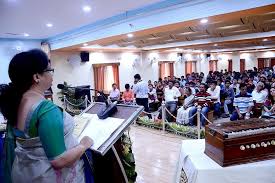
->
xmin=174 ymin=139 xmax=275 ymax=183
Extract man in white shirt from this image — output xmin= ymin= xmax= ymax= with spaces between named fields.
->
xmin=252 ymin=82 xmax=267 ymax=103
xmin=133 ymin=74 xmax=151 ymax=118
xmin=162 ymin=80 xmax=181 ymax=122
xmin=207 ymin=80 xmax=221 ymax=118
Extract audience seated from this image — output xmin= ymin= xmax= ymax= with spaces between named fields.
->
xmin=148 ymin=84 xmax=158 ymax=111
xmin=230 ymin=83 xmax=254 ymax=121
xmin=176 ymin=87 xmax=195 ymax=124
xmin=116 ymin=66 xmax=275 ymax=124
xmin=207 ymin=81 xmax=221 ymax=118
xmin=109 ymin=83 xmax=120 ymax=102
xmin=189 ymin=83 xmax=212 ymax=126
xmin=122 ymin=84 xmax=134 ymax=104
xmin=221 ymin=80 xmax=235 ymax=118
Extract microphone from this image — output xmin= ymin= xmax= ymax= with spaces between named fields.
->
xmin=97 ymin=100 xmax=118 ymax=120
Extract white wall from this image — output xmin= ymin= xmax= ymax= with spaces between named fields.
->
xmin=0 ymin=39 xmax=41 ymax=83
xmin=51 ymin=50 xmax=275 ymax=102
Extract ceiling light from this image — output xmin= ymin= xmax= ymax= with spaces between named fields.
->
xmin=263 ymin=38 xmax=268 ymax=41
xmin=46 ymin=23 xmax=53 ymax=27
xmin=23 ymin=33 xmax=29 ymax=37
xmin=82 ymin=5 xmax=91 ymax=12
xmin=127 ymin=33 xmax=133 ymax=38
xmin=200 ymin=18 xmax=208 ymax=24
xmin=214 ymin=44 xmax=218 ymax=46
xmin=83 ymin=43 xmax=88 ymax=46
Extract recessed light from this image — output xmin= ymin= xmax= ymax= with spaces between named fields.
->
xmin=127 ymin=33 xmax=133 ymax=38
xmin=263 ymin=38 xmax=268 ymax=41
xmin=83 ymin=5 xmax=91 ymax=12
xmin=175 ymin=48 xmax=181 ymax=51
xmin=23 ymin=33 xmax=29 ymax=37
xmin=83 ymin=43 xmax=88 ymax=46
xmin=214 ymin=44 xmax=218 ymax=46
xmin=200 ymin=18 xmax=208 ymax=24
xmin=46 ymin=23 xmax=53 ymax=27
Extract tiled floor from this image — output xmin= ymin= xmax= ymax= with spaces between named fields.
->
xmin=129 ymin=117 xmax=231 ymax=183
xmin=129 ymin=125 xmax=186 ymax=183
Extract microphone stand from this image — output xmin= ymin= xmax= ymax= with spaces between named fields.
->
xmin=57 ymin=84 xmax=117 ymax=119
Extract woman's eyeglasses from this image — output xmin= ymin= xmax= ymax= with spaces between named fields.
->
xmin=43 ymin=68 xmax=54 ymax=74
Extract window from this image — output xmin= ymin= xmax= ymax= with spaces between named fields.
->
xmin=93 ymin=63 xmax=120 ymax=93
xmin=159 ymin=62 xmax=174 ymax=79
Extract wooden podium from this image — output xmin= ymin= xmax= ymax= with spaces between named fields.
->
xmin=81 ymin=102 xmax=144 ymax=183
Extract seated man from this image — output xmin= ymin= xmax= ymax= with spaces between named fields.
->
xmin=158 ymin=80 xmax=181 ymax=122
xmin=189 ymin=83 xmax=212 ymax=126
xmin=109 ymin=83 xmax=120 ymax=102
xmin=221 ymin=80 xmax=235 ymax=118
xmin=122 ymin=84 xmax=134 ymax=104
xmin=230 ymin=83 xmax=254 ymax=121
xmin=207 ymin=81 xmax=221 ymax=118
xmin=252 ymin=82 xmax=268 ymax=103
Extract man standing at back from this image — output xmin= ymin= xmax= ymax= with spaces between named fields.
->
xmin=133 ymin=74 xmax=151 ymax=118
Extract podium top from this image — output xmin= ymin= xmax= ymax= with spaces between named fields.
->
xmin=81 ymin=103 xmax=143 ymax=155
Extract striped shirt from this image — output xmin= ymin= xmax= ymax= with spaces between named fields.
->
xmin=233 ymin=93 xmax=254 ymax=114
xmin=194 ymin=92 xmax=212 ymax=106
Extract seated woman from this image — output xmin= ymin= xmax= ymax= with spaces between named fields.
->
xmin=176 ymin=87 xmax=195 ymax=124
xmin=148 ymin=84 xmax=158 ymax=111
xmin=122 ymin=84 xmax=134 ymax=105
xmin=0 ymin=50 xmax=94 ymax=183
xmin=109 ymin=83 xmax=120 ymax=102
xmin=263 ymin=87 xmax=275 ymax=116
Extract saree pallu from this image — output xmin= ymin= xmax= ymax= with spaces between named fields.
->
xmin=11 ymin=111 xmax=86 ymax=183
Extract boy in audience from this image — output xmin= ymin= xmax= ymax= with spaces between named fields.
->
xmin=109 ymin=83 xmax=120 ymax=102
xmin=122 ymin=84 xmax=134 ymax=104
xmin=207 ymin=81 xmax=221 ymax=118
xmin=189 ymin=83 xmax=212 ymax=126
xmin=221 ymin=80 xmax=235 ymax=118
xmin=230 ymin=83 xmax=254 ymax=121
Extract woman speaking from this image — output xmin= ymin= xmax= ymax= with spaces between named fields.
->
xmin=0 ymin=49 xmax=94 ymax=183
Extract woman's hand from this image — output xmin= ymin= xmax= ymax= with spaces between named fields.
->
xmin=80 ymin=136 xmax=94 ymax=149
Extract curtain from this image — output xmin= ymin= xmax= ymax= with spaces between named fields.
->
xmin=271 ymin=58 xmax=275 ymax=68
xmin=258 ymin=58 xmax=265 ymax=69
xmin=185 ymin=62 xmax=192 ymax=74
xmin=93 ymin=66 xmax=105 ymax=92
xmin=228 ymin=59 xmax=232 ymax=72
xmin=169 ymin=63 xmax=174 ymax=77
xmin=112 ymin=64 xmax=120 ymax=89
xmin=159 ymin=63 xmax=165 ymax=79
xmin=159 ymin=62 xmax=173 ymax=79
xmin=209 ymin=60 xmax=217 ymax=71
xmin=240 ymin=59 xmax=245 ymax=72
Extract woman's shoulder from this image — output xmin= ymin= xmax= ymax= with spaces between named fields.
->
xmin=36 ymin=100 xmax=61 ymax=116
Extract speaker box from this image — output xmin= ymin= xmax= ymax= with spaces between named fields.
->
xmin=206 ymin=53 xmax=211 ymax=58
xmin=80 ymin=51 xmax=89 ymax=62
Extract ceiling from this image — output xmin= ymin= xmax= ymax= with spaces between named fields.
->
xmin=97 ymin=7 xmax=275 ymax=48
xmin=0 ymin=0 xmax=161 ymax=39
xmin=56 ymin=4 xmax=275 ymax=53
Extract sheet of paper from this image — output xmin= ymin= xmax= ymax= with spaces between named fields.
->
xmin=77 ymin=113 xmax=124 ymax=151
